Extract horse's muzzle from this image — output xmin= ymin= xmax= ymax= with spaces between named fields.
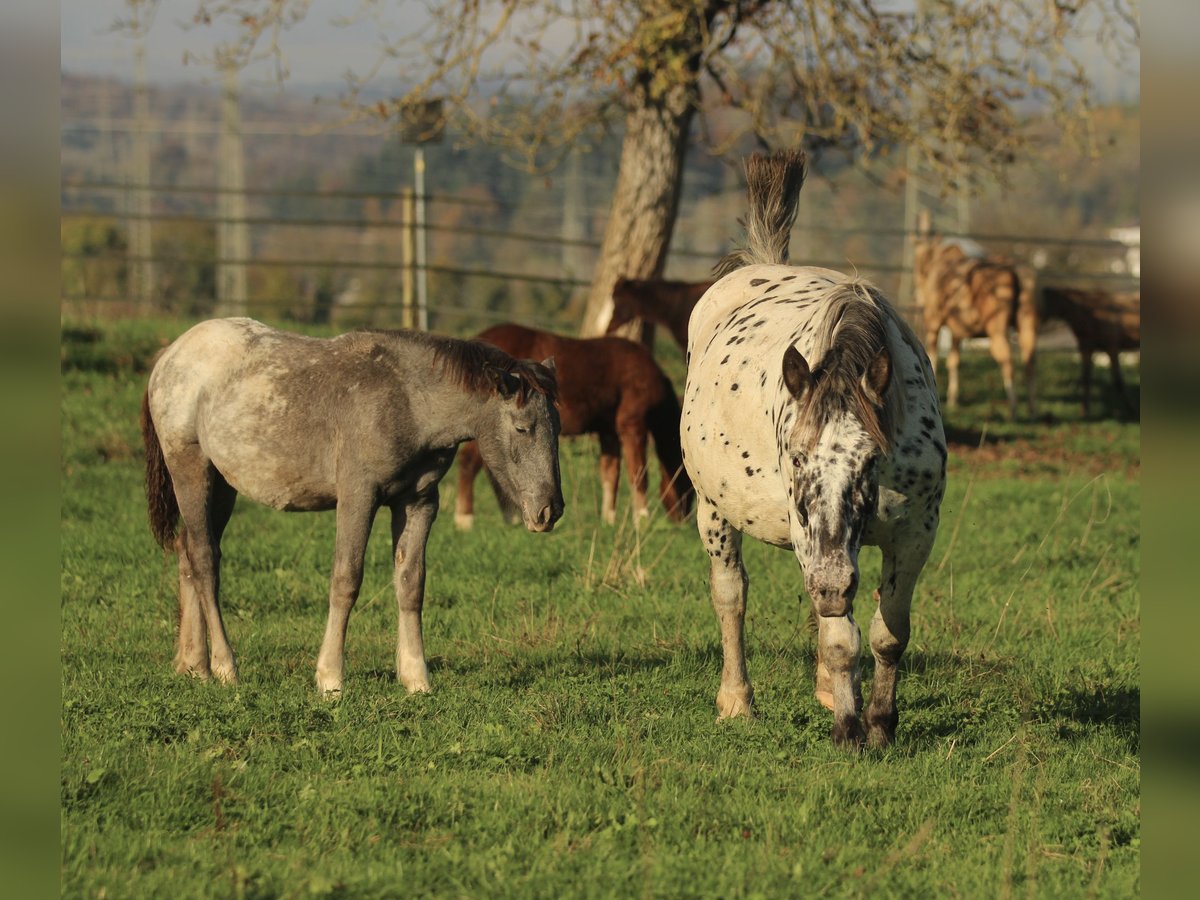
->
xmin=808 ymin=568 xmax=859 ymax=617
xmin=524 ymin=499 xmax=563 ymax=533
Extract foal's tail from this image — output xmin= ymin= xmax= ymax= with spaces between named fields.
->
xmin=714 ymin=149 xmax=808 ymax=278
xmin=140 ymin=388 xmax=179 ymax=550
xmin=647 ymin=376 xmax=694 ymax=521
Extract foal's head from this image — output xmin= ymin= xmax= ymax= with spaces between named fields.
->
xmin=606 ymin=277 xmax=640 ymax=335
xmin=476 ymin=358 xmax=565 ymax=533
xmin=780 ymin=335 xmax=892 ymax=617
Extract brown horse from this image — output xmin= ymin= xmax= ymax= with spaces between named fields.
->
xmin=607 ymin=277 xmax=714 ymax=351
xmin=914 ymin=214 xmax=1039 ymax=419
xmin=456 ymin=323 xmax=693 ymax=528
xmin=1041 ymin=286 xmax=1140 ymax=416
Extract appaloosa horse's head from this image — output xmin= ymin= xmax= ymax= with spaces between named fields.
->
xmin=474 ymin=358 xmax=565 ymax=533
xmin=779 ymin=304 xmax=893 ymax=617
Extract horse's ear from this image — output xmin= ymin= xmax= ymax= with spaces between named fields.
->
xmin=864 ymin=347 xmax=891 ymax=402
xmin=494 ymin=369 xmax=520 ymax=399
xmin=782 ymin=345 xmax=811 ymax=401
xmin=540 ymin=356 xmax=556 ymax=373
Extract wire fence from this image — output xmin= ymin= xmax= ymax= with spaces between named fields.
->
xmin=60 ymin=177 xmax=1141 ymax=337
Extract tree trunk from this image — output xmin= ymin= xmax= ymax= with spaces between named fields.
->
xmin=579 ymin=94 xmax=696 ymax=339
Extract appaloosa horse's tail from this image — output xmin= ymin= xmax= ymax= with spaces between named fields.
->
xmin=140 ymin=388 xmax=179 ymax=549
xmin=647 ymin=377 xmax=694 ymax=520
xmin=714 ymin=149 xmax=808 ymax=278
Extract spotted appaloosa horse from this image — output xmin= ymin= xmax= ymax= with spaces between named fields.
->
xmin=607 ymin=277 xmax=714 ymax=351
xmin=141 ymin=318 xmax=562 ymax=695
xmin=681 ymin=151 xmax=946 ymax=749
xmin=914 ymin=211 xmax=1039 ymax=419
xmin=455 ymin=323 xmax=692 ymax=528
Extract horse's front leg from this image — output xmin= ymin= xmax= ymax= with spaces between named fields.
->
xmin=598 ymin=431 xmax=621 ymax=525
xmin=453 ymin=441 xmax=483 ymax=530
xmin=314 ymin=494 xmax=377 ymax=695
xmin=865 ymin=528 xmax=935 ymax=747
xmin=391 ymin=495 xmax=438 ymax=693
xmin=698 ymin=495 xmax=753 ymax=718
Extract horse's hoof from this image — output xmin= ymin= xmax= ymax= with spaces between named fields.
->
xmin=814 ymin=689 xmax=835 ymax=711
xmin=401 ymin=678 xmax=431 ymax=695
xmin=832 ymin=716 xmax=866 ymax=751
xmin=716 ymin=689 xmax=754 ymax=720
xmin=212 ymin=663 xmax=238 ymax=685
xmin=320 ymin=687 xmax=343 ymax=701
xmin=454 ymin=513 xmax=474 ymax=530
xmin=174 ymin=661 xmax=210 ymax=680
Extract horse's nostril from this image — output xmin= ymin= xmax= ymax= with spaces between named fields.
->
xmin=538 ymin=505 xmax=552 ymax=525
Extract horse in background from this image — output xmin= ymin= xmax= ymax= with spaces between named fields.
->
xmin=682 ymin=150 xmax=945 ymax=749
xmin=456 ymin=323 xmax=693 ymax=528
xmin=914 ymin=211 xmax=1039 ymax=419
xmin=607 ymin=277 xmax=714 ymax=351
xmin=141 ymin=318 xmax=562 ymax=696
xmin=1041 ymin=285 xmax=1140 ymax=417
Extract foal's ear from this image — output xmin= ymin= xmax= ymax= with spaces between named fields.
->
xmin=863 ymin=347 xmax=891 ymax=403
xmin=540 ymin=356 xmax=556 ymax=373
xmin=782 ymin=345 xmax=812 ymax=401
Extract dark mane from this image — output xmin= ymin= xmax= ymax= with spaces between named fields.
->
xmin=794 ymin=285 xmax=899 ymax=454
xmin=370 ymin=329 xmax=558 ymax=406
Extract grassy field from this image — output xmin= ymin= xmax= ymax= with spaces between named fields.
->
xmin=61 ymin=320 xmax=1140 ymax=898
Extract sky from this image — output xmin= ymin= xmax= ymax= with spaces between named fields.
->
xmin=60 ymin=0 xmax=398 ymax=90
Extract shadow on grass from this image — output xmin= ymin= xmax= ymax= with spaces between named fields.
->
xmin=1035 ymin=683 xmax=1140 ymax=753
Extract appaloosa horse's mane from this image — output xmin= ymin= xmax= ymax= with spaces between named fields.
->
xmin=368 ymin=329 xmax=558 ymax=406
xmin=790 ymin=285 xmax=902 ymax=455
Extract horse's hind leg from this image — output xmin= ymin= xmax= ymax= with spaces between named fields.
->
xmin=865 ymin=528 xmax=936 ymax=747
xmin=946 ymin=337 xmax=962 ymax=410
xmin=987 ymin=325 xmax=1018 ymax=419
xmin=454 ymin=441 xmax=483 ymax=530
xmin=314 ymin=493 xmax=376 ymax=695
xmin=171 ymin=451 xmax=238 ymax=683
xmin=617 ymin=413 xmax=651 ymax=522
xmin=598 ymin=431 xmax=621 ymax=525
xmin=698 ymin=495 xmax=753 ymax=718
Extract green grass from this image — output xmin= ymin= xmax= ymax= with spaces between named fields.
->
xmin=61 ymin=320 xmax=1139 ymax=898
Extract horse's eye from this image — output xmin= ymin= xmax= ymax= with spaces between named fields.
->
xmin=515 ymin=424 xmax=532 ymax=435
xmin=791 ymin=455 xmax=802 ymax=468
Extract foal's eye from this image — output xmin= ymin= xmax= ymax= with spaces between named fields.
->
xmin=515 ymin=424 xmax=531 ymax=435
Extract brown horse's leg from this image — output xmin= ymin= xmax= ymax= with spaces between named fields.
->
xmin=1109 ymin=349 xmax=1133 ymax=415
xmin=314 ymin=492 xmax=376 ymax=695
xmin=1017 ymin=308 xmax=1039 ymax=418
xmin=170 ymin=448 xmax=238 ymax=684
xmin=617 ymin=415 xmax=650 ymax=522
xmin=390 ymin=496 xmax=438 ymax=693
xmin=946 ymin=337 xmax=962 ymax=410
xmin=1080 ymin=347 xmax=1095 ymax=418
xmin=454 ymin=441 xmax=483 ymax=530
xmin=698 ymin=495 xmax=753 ymax=719
xmin=598 ymin=431 xmax=621 ymax=526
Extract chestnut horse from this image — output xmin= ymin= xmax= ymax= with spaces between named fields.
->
xmin=142 ymin=318 xmax=562 ymax=696
xmin=456 ymin=323 xmax=693 ymax=528
xmin=607 ymin=277 xmax=713 ymax=351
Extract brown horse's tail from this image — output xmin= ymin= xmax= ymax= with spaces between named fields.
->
xmin=140 ymin=388 xmax=179 ymax=549
xmin=647 ymin=375 xmax=694 ymax=521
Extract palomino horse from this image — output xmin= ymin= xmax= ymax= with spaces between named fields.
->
xmin=607 ymin=277 xmax=714 ymax=351
xmin=455 ymin=323 xmax=692 ymax=528
xmin=914 ymin=211 xmax=1039 ymax=419
xmin=141 ymin=318 xmax=563 ymax=695
xmin=682 ymin=151 xmax=946 ymax=749
xmin=1041 ymin=286 xmax=1140 ymax=417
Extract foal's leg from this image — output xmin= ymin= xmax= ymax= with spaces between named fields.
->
xmin=1079 ymin=348 xmax=1095 ymax=418
xmin=314 ymin=493 xmax=377 ymax=695
xmin=698 ymin=495 xmax=753 ymax=718
xmin=391 ymin=496 xmax=438 ymax=693
xmin=453 ymin=441 xmax=483 ymax=530
xmin=865 ymin=527 xmax=936 ymax=748
xmin=171 ymin=452 xmax=238 ymax=683
xmin=617 ymin=413 xmax=651 ymax=521
xmin=598 ymin=431 xmax=621 ymax=525
xmin=1109 ymin=350 xmax=1132 ymax=415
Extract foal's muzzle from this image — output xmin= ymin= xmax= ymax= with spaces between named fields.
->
xmin=523 ymin=496 xmax=564 ymax=533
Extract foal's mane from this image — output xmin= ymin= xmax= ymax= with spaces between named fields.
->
xmin=375 ymin=330 xmax=558 ymax=406
xmin=793 ymin=282 xmax=914 ymax=455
